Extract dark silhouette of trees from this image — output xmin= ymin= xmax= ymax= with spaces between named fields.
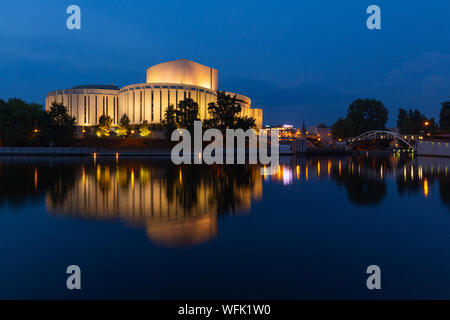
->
xmin=46 ymin=102 xmax=77 ymax=146
xmin=331 ymin=98 xmax=388 ymax=138
xmin=0 ymin=98 xmax=47 ymax=146
xmin=397 ymin=108 xmax=437 ymax=135
xmin=161 ymin=104 xmax=177 ymax=139
xmin=439 ymin=101 xmax=450 ymax=131
xmin=175 ymin=98 xmax=199 ymax=133
xmin=204 ymin=91 xmax=256 ymax=132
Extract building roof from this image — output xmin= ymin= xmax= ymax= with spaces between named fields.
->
xmin=71 ymin=84 xmax=119 ymax=90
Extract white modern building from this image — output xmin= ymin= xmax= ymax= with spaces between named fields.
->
xmin=46 ymin=59 xmax=263 ymax=128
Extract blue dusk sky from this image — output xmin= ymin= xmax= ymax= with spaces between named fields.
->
xmin=0 ymin=0 xmax=448 ymax=127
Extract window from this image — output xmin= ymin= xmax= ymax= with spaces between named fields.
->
xmin=113 ymin=96 xmax=116 ymax=123
xmin=132 ymin=92 xmax=135 ymax=122
xmin=140 ymin=91 xmax=143 ymax=122
xmin=151 ymin=91 xmax=154 ymax=122
xmin=84 ymin=96 xmax=87 ymax=123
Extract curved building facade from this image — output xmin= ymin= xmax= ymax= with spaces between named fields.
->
xmin=46 ymin=59 xmax=263 ymax=128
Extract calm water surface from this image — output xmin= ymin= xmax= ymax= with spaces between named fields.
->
xmin=0 ymin=154 xmax=449 ymax=299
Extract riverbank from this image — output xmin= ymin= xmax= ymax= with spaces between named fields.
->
xmin=0 ymin=147 xmax=173 ymax=156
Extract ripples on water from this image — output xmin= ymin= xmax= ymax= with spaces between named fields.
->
xmin=0 ymin=153 xmax=449 ymax=299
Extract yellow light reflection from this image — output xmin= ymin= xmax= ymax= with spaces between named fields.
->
xmin=317 ymin=161 xmax=321 ymax=177
xmin=423 ymin=179 xmax=429 ymax=198
xmin=34 ymin=167 xmax=38 ymax=190
xmin=327 ymin=160 xmax=331 ymax=177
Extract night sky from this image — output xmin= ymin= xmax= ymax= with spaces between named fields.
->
xmin=0 ymin=0 xmax=448 ymax=127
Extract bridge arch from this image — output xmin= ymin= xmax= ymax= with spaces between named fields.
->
xmin=346 ymin=130 xmax=416 ymax=151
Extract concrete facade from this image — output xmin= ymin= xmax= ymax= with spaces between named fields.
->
xmin=416 ymin=140 xmax=450 ymax=157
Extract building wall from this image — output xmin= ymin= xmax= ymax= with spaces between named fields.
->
xmin=417 ymin=141 xmax=450 ymax=157
xmin=146 ymin=59 xmax=218 ymax=91
xmin=46 ymin=88 xmax=119 ymax=126
xmin=47 ymin=86 xmax=263 ymax=128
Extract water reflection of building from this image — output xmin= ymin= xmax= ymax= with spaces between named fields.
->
xmin=46 ymin=162 xmax=262 ymax=246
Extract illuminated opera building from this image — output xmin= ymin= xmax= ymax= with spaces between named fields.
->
xmin=45 ymin=59 xmax=263 ymax=128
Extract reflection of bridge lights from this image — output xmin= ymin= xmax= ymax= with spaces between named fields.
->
xmin=338 ymin=160 xmax=341 ymax=176
xmin=423 ymin=179 xmax=429 ymax=198
xmin=328 ymin=160 xmax=331 ymax=177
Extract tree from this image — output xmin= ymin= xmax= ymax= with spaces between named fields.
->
xmin=46 ymin=102 xmax=76 ymax=146
xmin=234 ymin=116 xmax=256 ymax=131
xmin=331 ymin=98 xmax=388 ymax=138
xmin=0 ymin=98 xmax=47 ymax=146
xmin=331 ymin=118 xmax=353 ymax=139
xmin=116 ymin=114 xmax=131 ymax=137
xmin=175 ymin=98 xmax=199 ymax=133
xmin=139 ymin=120 xmax=151 ymax=137
xmin=205 ymin=91 xmax=256 ymax=132
xmin=397 ymin=108 xmax=437 ymax=134
xmin=96 ymin=115 xmax=112 ymax=137
xmin=161 ymin=104 xmax=177 ymax=139
xmin=439 ymin=101 xmax=450 ymax=131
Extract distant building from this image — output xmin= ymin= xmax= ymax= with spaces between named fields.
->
xmin=307 ymin=126 xmax=333 ymax=144
xmin=261 ymin=124 xmax=301 ymax=141
xmin=46 ymin=59 xmax=263 ymax=128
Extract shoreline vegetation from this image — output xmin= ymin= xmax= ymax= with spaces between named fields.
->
xmin=0 ymin=95 xmax=449 ymax=154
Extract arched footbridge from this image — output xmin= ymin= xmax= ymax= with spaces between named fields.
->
xmin=346 ymin=130 xmax=416 ymax=151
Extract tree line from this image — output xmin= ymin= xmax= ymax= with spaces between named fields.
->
xmin=331 ymin=98 xmax=450 ymax=139
xmin=0 ymin=98 xmax=76 ymax=147
xmin=0 ymin=91 xmax=257 ymax=146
